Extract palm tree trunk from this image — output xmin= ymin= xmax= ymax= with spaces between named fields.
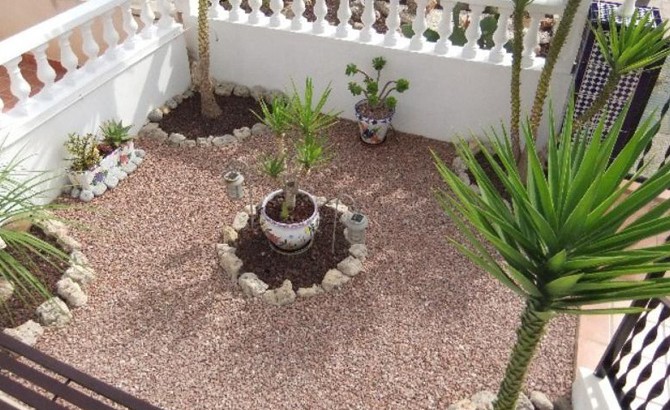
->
xmin=529 ymin=0 xmax=583 ymax=140
xmin=198 ymin=0 xmax=222 ymax=118
xmin=494 ymin=301 xmax=553 ymax=410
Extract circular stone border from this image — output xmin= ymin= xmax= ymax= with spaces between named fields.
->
xmin=1 ymin=218 xmax=96 ymax=346
xmin=216 ymin=197 xmax=369 ymax=307
xmin=138 ymin=81 xmax=277 ymax=148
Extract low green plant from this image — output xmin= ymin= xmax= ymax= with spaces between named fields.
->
xmin=345 ymin=57 xmax=410 ymax=112
xmin=253 ymin=78 xmax=339 ymax=220
xmin=0 ymin=152 xmax=70 ymax=323
xmin=64 ymin=133 xmax=101 ymax=172
xmin=99 ymin=119 xmax=133 ymax=149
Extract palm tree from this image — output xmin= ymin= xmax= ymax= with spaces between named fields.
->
xmin=197 ymin=0 xmax=222 ymax=118
xmin=433 ymin=101 xmax=670 ymax=409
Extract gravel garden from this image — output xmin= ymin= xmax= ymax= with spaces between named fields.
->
xmin=0 ymin=79 xmax=578 ymax=409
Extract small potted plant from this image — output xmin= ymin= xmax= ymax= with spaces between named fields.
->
xmin=345 ymin=56 xmax=410 ymax=145
xmin=64 ymin=132 xmax=103 ymax=193
xmin=253 ymin=78 xmax=339 ymax=253
xmin=98 ymin=119 xmax=138 ymax=175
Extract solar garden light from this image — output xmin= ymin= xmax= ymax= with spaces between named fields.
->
xmin=332 ymin=194 xmax=357 ymax=254
xmin=223 ymin=159 xmax=255 ymax=229
xmin=343 ymin=210 xmax=369 ymax=245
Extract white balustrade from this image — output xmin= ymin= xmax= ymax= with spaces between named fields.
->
xmin=384 ymin=0 xmax=401 ymax=46
xmin=269 ymin=0 xmax=283 ymax=27
xmin=291 ymin=0 xmax=307 ymax=30
xmin=5 ymin=57 xmax=30 ymax=108
xmin=209 ymin=0 xmax=222 ymax=19
xmin=140 ymin=0 xmax=156 ymax=37
xmin=522 ymin=11 xmax=542 ymax=67
xmin=103 ymin=11 xmax=120 ymax=56
xmin=123 ymin=0 xmax=139 ymax=47
xmin=230 ymin=0 xmax=242 ymax=22
xmin=410 ymin=0 xmax=428 ymax=50
xmin=462 ymin=4 xmax=484 ymax=59
xmin=434 ymin=0 xmax=456 ymax=55
xmin=488 ymin=6 xmax=511 ymax=63
xmin=249 ymin=0 xmax=262 ymax=24
xmin=359 ymin=0 xmax=376 ymax=42
xmin=33 ymin=44 xmax=56 ymax=98
xmin=617 ymin=0 xmax=636 ymax=18
xmin=336 ymin=0 xmax=351 ymax=38
xmin=312 ymin=0 xmax=328 ymax=34
xmin=81 ymin=21 xmax=100 ymax=69
xmin=157 ymin=0 xmax=174 ymax=28
xmin=58 ymin=31 xmax=79 ymax=81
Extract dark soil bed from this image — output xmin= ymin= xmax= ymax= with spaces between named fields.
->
xmin=159 ymin=93 xmax=262 ymax=139
xmin=0 ymin=227 xmax=69 ymax=329
xmin=235 ymin=205 xmax=349 ymax=290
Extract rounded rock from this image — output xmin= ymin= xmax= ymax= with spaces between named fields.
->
xmin=147 ymin=108 xmax=163 ymax=122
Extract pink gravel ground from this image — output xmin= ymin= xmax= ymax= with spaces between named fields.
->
xmin=39 ymin=120 xmax=576 ymax=409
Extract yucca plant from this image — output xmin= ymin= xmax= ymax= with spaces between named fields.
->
xmin=433 ymin=101 xmax=670 ymax=409
xmin=0 ymin=152 xmax=69 ymax=322
xmin=576 ymin=10 xmax=670 ymax=127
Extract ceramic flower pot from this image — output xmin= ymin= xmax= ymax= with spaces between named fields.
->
xmin=259 ymin=189 xmax=320 ymax=252
xmin=117 ymin=141 xmax=135 ymax=167
xmin=355 ymin=99 xmax=395 ymax=145
xmin=67 ymin=166 xmax=107 ymax=191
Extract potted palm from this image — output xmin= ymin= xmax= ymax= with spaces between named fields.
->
xmin=345 ymin=56 xmax=409 ymax=145
xmin=253 ymin=78 xmax=338 ymax=253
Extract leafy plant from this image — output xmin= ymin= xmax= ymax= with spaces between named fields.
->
xmin=575 ymin=10 xmax=670 ymax=127
xmin=99 ymin=119 xmax=133 ymax=149
xmin=345 ymin=57 xmax=410 ymax=112
xmin=0 ymin=152 xmax=70 ymax=322
xmin=253 ymin=78 xmax=339 ymax=220
xmin=434 ymin=100 xmax=670 ymax=409
xmin=64 ymin=133 xmax=101 ymax=172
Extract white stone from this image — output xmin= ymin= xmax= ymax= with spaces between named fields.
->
xmin=238 ymin=272 xmax=269 ymax=297
xmin=325 ymin=200 xmax=349 ymax=214
xmin=215 ymin=81 xmax=235 ymax=96
xmin=221 ymin=226 xmax=238 ymax=244
xmin=91 ymin=183 xmax=107 ymax=197
xmin=517 ymin=393 xmax=534 ymax=410
xmin=165 ymin=98 xmax=178 ymax=109
xmin=219 ymin=252 xmax=243 ymax=281
xmin=337 ymin=256 xmax=363 ymax=277
xmin=197 ymin=137 xmax=211 ymax=147
xmin=147 ymin=108 xmax=163 ymax=122
xmin=322 ymin=269 xmax=350 ymax=292
xmin=69 ymin=250 xmax=89 ymax=267
xmin=103 ymin=174 xmax=119 ymax=189
xmin=243 ymin=204 xmax=257 ymax=215
xmin=530 ymin=391 xmax=554 ymax=410
xmin=458 ymin=171 xmax=470 ymax=185
xmin=250 ymin=85 xmax=266 ymax=101
xmin=297 ymin=284 xmax=324 ymax=298
xmin=315 ymin=196 xmax=328 ymax=207
xmin=216 ymin=243 xmax=236 ymax=256
xmin=71 ymin=187 xmax=81 ymax=199
xmin=348 ymin=244 xmax=368 ymax=262
xmin=64 ymin=264 xmax=95 ymax=287
xmin=56 ymin=278 xmax=88 ymax=307
xmin=183 ymin=88 xmax=194 ymax=98
xmin=168 ymin=133 xmax=186 ymax=146
xmin=3 ymin=320 xmax=44 ymax=346
xmin=40 ymin=219 xmax=67 ymax=238
xmin=212 ymin=135 xmax=236 ymax=146
xmin=453 ymin=156 xmax=467 ymax=172
xmin=113 ymin=167 xmax=128 ymax=180
xmin=79 ymin=190 xmax=94 ymax=202
xmin=121 ymin=162 xmax=138 ymax=174
xmin=251 ymin=122 xmax=269 ymax=136
xmin=130 ymin=156 xmax=143 ymax=166
xmin=232 ymin=212 xmax=249 ymax=231
xmin=233 ymin=127 xmax=251 ymax=142
xmin=0 ymin=278 xmax=14 ymax=303
xmin=140 ymin=124 xmax=168 ymax=142
xmin=58 ymin=235 xmax=82 ymax=252
xmin=36 ymin=297 xmax=72 ymax=327
xmin=233 ymin=84 xmax=250 ymax=97
xmin=262 ymin=280 xmax=296 ymax=306
xmin=447 ymin=399 xmax=477 ymax=410
xmin=180 ymin=140 xmax=196 ymax=148
xmin=470 ymin=390 xmax=495 ymax=410
xmin=173 ymin=94 xmax=184 ymax=104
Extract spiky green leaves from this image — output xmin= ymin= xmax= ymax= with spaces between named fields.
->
xmin=345 ymin=57 xmax=410 ymax=111
xmin=65 ymin=133 xmax=101 ymax=172
xmin=99 ymin=119 xmax=133 ymax=148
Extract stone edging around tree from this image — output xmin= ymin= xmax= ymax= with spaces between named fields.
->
xmin=447 ymin=389 xmax=567 ymax=410
xmin=1 ymin=220 xmax=95 ymax=347
xmin=216 ymin=198 xmax=368 ymax=307
xmin=137 ymin=82 xmax=277 ymax=148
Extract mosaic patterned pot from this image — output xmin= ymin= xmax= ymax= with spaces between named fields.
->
xmin=67 ymin=166 xmax=107 ymax=191
xmin=355 ymin=99 xmax=395 ymax=145
xmin=259 ymin=189 xmax=320 ymax=252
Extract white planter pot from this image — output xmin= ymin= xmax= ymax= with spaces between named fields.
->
xmin=259 ymin=189 xmax=320 ymax=252
xmin=355 ymin=99 xmax=395 ymax=145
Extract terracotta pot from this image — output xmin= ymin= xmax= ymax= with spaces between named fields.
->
xmin=354 ymin=99 xmax=395 ymax=145
xmin=259 ymin=189 xmax=319 ymax=252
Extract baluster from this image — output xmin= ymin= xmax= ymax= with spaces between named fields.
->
xmin=102 ymin=11 xmax=120 ymax=57
xmin=5 ymin=57 xmax=30 ymax=107
xmin=522 ymin=11 xmax=541 ymax=67
xmin=157 ymin=0 xmax=174 ymax=28
xmin=291 ymin=0 xmax=306 ymax=30
xmin=434 ymin=0 xmax=455 ymax=54
xmin=230 ymin=0 xmax=242 ymax=22
xmin=488 ymin=6 xmax=511 ymax=63
xmin=209 ymin=0 xmax=222 ymax=19
xmin=359 ymin=0 xmax=376 ymax=42
xmin=336 ymin=0 xmax=351 ymax=38
xmin=81 ymin=21 xmax=100 ymax=69
xmin=384 ymin=0 xmax=401 ymax=46
xmin=410 ymin=0 xmax=428 ymax=50
xmin=58 ymin=31 xmax=79 ymax=82
xmin=122 ymin=0 xmax=139 ymax=47
xmin=249 ymin=0 xmax=262 ymax=24
xmin=33 ymin=44 xmax=56 ymax=98
xmin=269 ymin=0 xmax=283 ymax=27
xmin=140 ymin=0 xmax=156 ymax=37
xmin=312 ymin=0 xmax=327 ymax=34
xmin=462 ymin=4 xmax=484 ymax=59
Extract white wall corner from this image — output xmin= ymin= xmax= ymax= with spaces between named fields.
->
xmin=572 ymin=367 xmax=621 ymax=410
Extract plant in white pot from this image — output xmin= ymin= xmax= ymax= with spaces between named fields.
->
xmin=253 ymin=78 xmax=339 ymax=253
xmin=346 ymin=56 xmax=409 ymax=145
xmin=64 ymin=133 xmax=104 ymax=200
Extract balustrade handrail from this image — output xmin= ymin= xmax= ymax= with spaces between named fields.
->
xmin=0 ymin=0 xmax=128 ymax=66
xmin=464 ymin=0 xmax=568 ymax=14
